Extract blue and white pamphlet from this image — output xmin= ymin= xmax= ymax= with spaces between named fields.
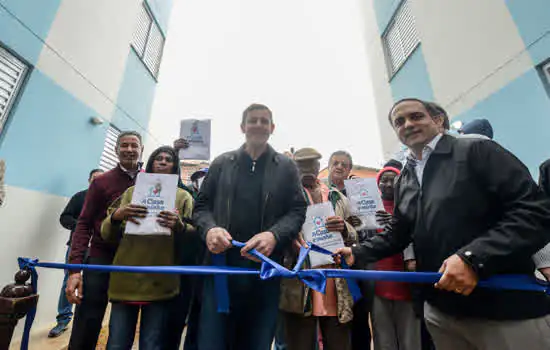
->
xmin=345 ymin=178 xmax=384 ymax=230
xmin=179 ymin=119 xmax=211 ymax=161
xmin=302 ymin=202 xmax=345 ymax=267
xmin=125 ymin=173 xmax=178 ymax=235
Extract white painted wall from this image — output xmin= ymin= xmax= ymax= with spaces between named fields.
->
xmin=0 ymin=186 xmax=71 ymax=339
xmin=358 ymin=0 xmax=401 ymax=160
xmin=37 ymin=0 xmax=143 ymax=119
xmin=411 ymin=0 xmax=533 ymax=117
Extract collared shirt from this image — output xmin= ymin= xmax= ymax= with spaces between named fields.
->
xmin=119 ymin=163 xmax=142 ymax=179
xmin=406 ymin=134 xmax=443 ymax=186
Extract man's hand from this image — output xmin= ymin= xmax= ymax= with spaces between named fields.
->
xmin=293 ymin=235 xmax=309 ymax=253
xmin=157 ymin=210 xmax=182 ymax=230
xmin=405 ymin=259 xmax=417 ymax=272
xmin=375 ymin=210 xmax=392 ymax=226
xmin=539 ymin=267 xmax=550 ymax=281
xmin=66 ymin=272 xmax=83 ymax=304
xmin=241 ymin=232 xmax=277 ymax=262
xmin=206 ymin=227 xmax=233 ymax=254
xmin=112 ymin=204 xmax=148 ymax=224
xmin=173 ymin=138 xmax=190 ymax=151
xmin=333 ymin=247 xmax=355 ymax=267
xmin=326 ymin=216 xmax=346 ymax=233
xmin=435 ymin=254 xmax=478 ymax=296
xmin=346 ymin=215 xmax=362 ymax=228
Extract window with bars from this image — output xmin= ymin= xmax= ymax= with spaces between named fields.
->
xmin=0 ymin=46 xmax=28 ymax=136
xmin=382 ymin=0 xmax=420 ymax=78
xmin=131 ymin=2 xmax=165 ymax=78
xmin=99 ymin=125 xmax=121 ymax=171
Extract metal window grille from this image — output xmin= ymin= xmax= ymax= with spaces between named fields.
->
xmin=0 ymin=46 xmax=28 ymax=136
xmin=99 ymin=125 xmax=121 ymax=171
xmin=382 ymin=0 xmax=420 ymax=76
xmin=131 ymin=2 xmax=165 ymax=78
xmin=131 ymin=4 xmax=153 ymax=57
xmin=542 ymin=61 xmax=550 ymax=85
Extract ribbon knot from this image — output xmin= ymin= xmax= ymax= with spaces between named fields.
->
xmin=17 ymin=257 xmax=38 ymax=271
xmin=231 ymin=240 xmax=360 ymax=299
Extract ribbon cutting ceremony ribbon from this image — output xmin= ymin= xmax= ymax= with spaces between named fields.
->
xmin=16 ymin=240 xmax=549 ymax=350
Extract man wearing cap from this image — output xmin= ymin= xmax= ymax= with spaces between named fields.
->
xmin=279 ymin=147 xmax=357 ymax=350
xmin=190 ymin=168 xmax=208 ymax=196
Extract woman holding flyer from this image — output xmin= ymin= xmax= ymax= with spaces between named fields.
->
xmin=279 ymin=147 xmax=358 ymax=350
xmin=101 ymin=146 xmax=194 ymax=350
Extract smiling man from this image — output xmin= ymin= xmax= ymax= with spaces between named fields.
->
xmin=336 ymin=98 xmax=550 ymax=350
xmin=66 ymin=131 xmax=143 ymax=350
xmin=193 ymin=103 xmax=306 ymax=350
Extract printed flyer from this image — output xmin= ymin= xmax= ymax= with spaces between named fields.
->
xmin=345 ymin=178 xmax=384 ymax=230
xmin=302 ymin=202 xmax=345 ymax=267
xmin=179 ymin=119 xmax=211 ymax=161
xmin=125 ymin=173 xmax=178 ymax=235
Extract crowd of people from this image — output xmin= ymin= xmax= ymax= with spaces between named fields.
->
xmin=45 ymin=101 xmax=550 ymax=350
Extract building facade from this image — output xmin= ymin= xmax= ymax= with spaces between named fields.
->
xmin=361 ymin=0 xmax=550 ymax=177
xmin=0 ymin=0 xmax=173 ymax=337
xmin=181 ymin=160 xmax=210 ymax=183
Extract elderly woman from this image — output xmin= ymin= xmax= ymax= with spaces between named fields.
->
xmin=280 ymin=147 xmax=358 ymax=350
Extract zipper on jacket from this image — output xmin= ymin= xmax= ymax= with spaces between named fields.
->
xmin=260 ymin=192 xmax=269 ymax=230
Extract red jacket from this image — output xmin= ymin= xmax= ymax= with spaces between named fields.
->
xmin=374 ymin=169 xmax=411 ymax=301
xmin=69 ymin=165 xmax=137 ymax=265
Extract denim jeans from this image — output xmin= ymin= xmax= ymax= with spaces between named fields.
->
xmin=106 ymin=301 xmax=170 ymax=350
xmin=56 ymin=248 xmax=73 ymax=325
xmin=198 ymin=276 xmax=280 ymax=350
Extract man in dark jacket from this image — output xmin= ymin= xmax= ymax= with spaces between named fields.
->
xmin=48 ymin=169 xmax=104 ymax=338
xmin=193 ymin=103 xmax=306 ymax=350
xmin=337 ymin=98 xmax=550 ymax=349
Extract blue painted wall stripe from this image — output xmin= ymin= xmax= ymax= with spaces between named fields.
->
xmin=0 ymin=69 xmax=108 ymax=197
xmin=0 ymin=0 xmax=61 ymax=64
xmin=146 ymin=0 xmax=174 ymax=35
xmin=505 ymin=0 xmax=550 ymax=65
xmin=111 ymin=50 xmax=157 ymax=135
xmin=389 ymin=46 xmax=434 ymax=102
xmin=373 ymin=0 xmax=402 ymax=34
xmin=455 ymin=68 xmax=550 ymax=179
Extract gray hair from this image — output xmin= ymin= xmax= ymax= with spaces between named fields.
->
xmin=116 ymin=131 xmax=142 ymax=150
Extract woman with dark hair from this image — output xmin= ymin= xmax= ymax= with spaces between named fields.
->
xmin=101 ymin=146 xmax=194 ymax=350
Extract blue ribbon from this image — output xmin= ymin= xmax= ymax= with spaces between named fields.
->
xmin=16 ymin=240 xmax=550 ymax=350
xmin=17 ymin=258 xmax=38 ymax=350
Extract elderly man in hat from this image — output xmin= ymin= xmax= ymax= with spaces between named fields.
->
xmin=279 ymin=147 xmax=358 ymax=350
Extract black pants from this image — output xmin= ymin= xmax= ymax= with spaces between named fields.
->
xmin=182 ymin=292 xmax=201 ymax=350
xmin=420 ymin=318 xmax=436 ymax=350
xmin=351 ymin=277 xmax=374 ymax=350
xmin=351 ymin=297 xmax=372 ymax=350
xmin=164 ymin=276 xmax=195 ymax=349
xmin=68 ymin=256 xmax=111 ymax=350
xmin=284 ymin=313 xmax=352 ymax=350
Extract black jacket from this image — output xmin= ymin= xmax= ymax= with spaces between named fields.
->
xmin=193 ymin=144 xmax=307 ymax=262
xmin=539 ymin=158 xmax=550 ymax=196
xmin=353 ymin=134 xmax=550 ymax=320
xmin=60 ymin=189 xmax=88 ymax=245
